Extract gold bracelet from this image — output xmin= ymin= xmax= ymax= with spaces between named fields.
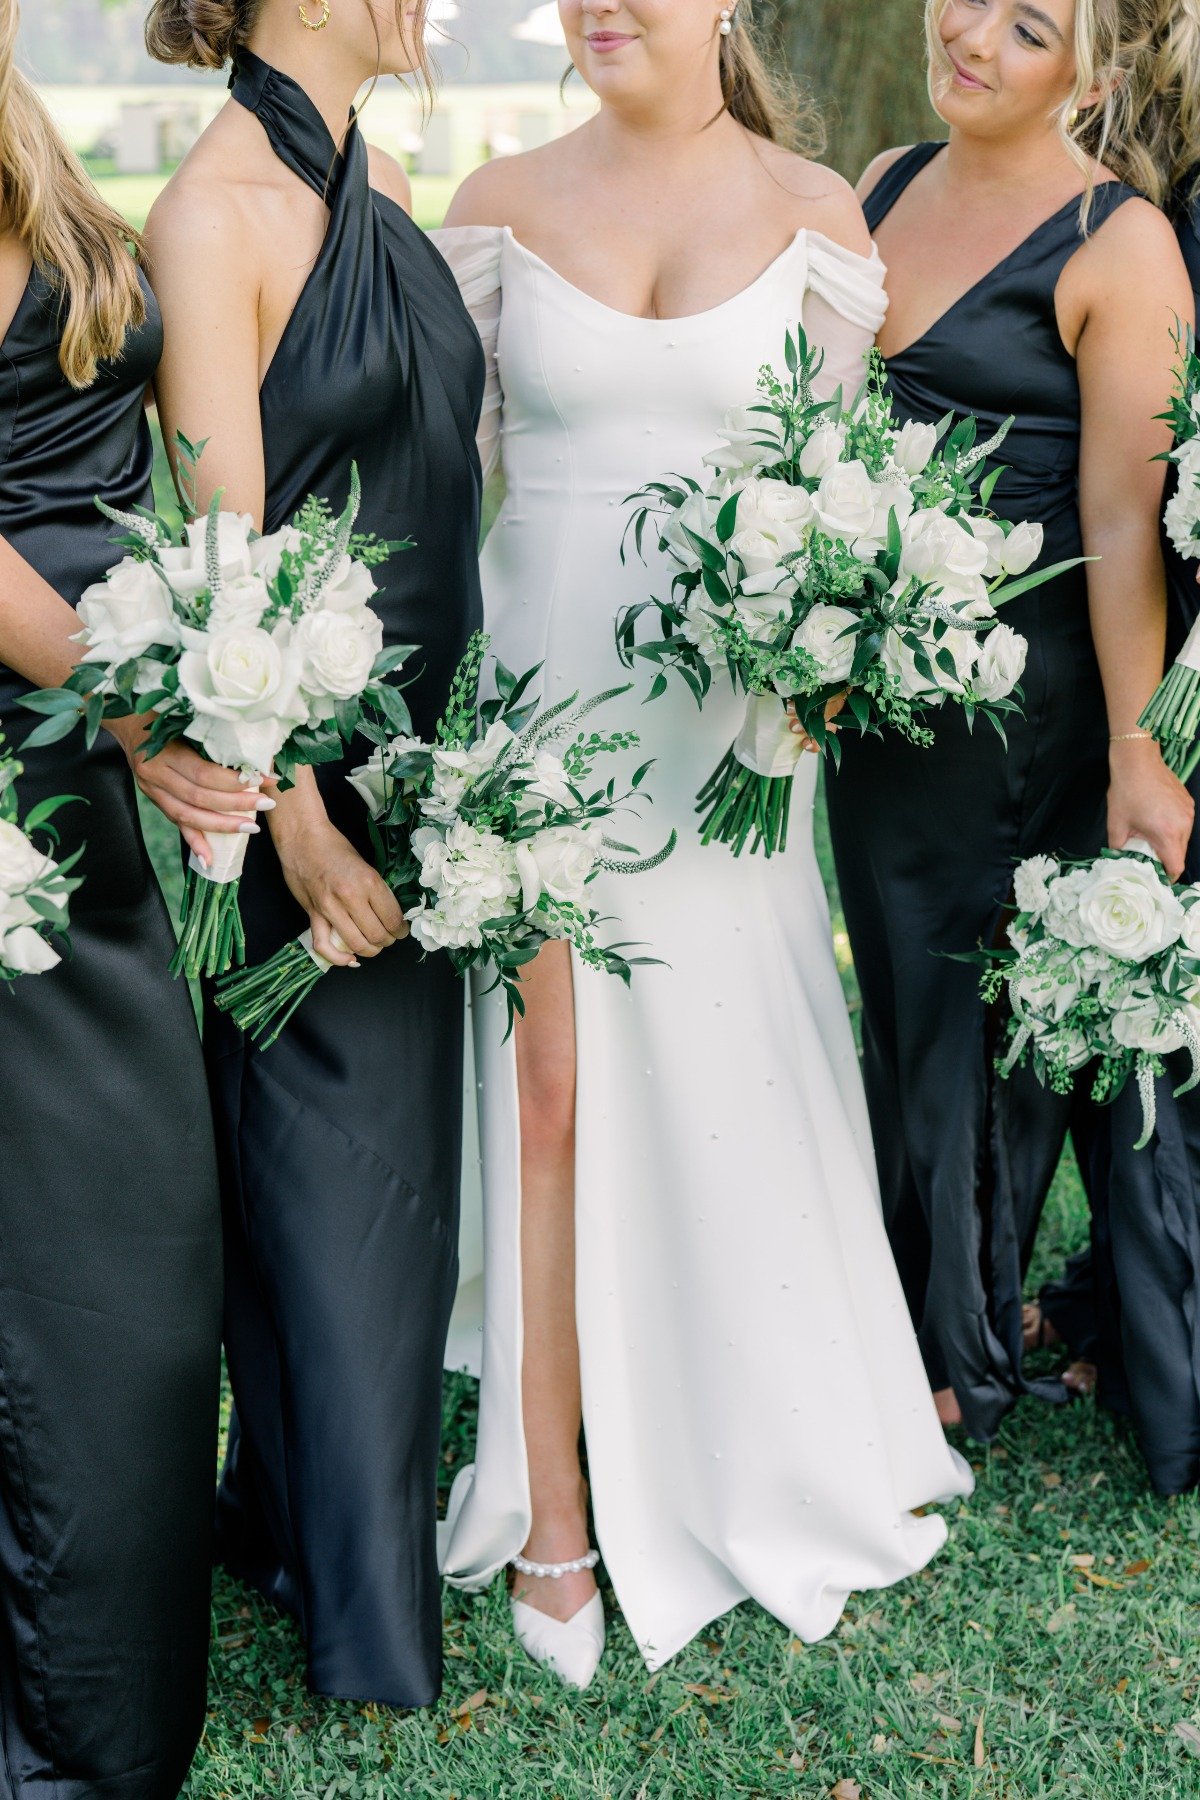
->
xmin=1109 ymin=731 xmax=1155 ymax=743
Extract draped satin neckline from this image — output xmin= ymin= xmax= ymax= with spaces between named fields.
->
xmin=876 ymin=143 xmax=1122 ymax=362
xmin=229 ymin=49 xmax=350 ymax=201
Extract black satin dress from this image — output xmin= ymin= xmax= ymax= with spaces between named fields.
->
xmin=1039 ymin=187 xmax=1200 ymax=1495
xmin=826 ymin=144 xmax=1137 ymax=1440
xmin=205 ymin=54 xmax=484 ymax=1706
xmin=0 ymin=268 xmax=222 ymax=1795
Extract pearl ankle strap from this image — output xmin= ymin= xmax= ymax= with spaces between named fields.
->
xmin=511 ymin=1548 xmax=599 ymax=1579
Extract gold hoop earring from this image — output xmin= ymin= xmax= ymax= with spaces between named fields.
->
xmin=298 ymin=0 xmax=331 ymax=29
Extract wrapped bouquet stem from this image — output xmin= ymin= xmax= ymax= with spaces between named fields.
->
xmin=217 ymin=632 xmax=675 ymax=1048
xmin=619 ymin=328 xmax=1083 ymax=857
xmin=1140 ymin=323 xmax=1200 ymax=776
xmin=963 ymin=838 xmax=1200 ymax=1150
xmin=21 ymin=439 xmax=414 ymax=980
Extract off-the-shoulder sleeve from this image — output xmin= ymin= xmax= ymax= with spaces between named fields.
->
xmin=802 ymin=235 xmax=889 ymax=404
xmin=431 ymin=225 xmax=505 ymax=483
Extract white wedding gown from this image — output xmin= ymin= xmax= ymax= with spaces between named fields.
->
xmin=433 ymin=222 xmax=973 ymax=1670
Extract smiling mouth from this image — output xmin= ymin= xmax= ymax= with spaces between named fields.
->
xmin=586 ymin=31 xmax=637 ymax=49
xmin=948 ymin=54 xmax=990 ymax=90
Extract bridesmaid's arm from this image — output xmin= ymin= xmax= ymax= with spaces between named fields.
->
xmin=144 ymin=182 xmax=405 ymax=965
xmin=1070 ymin=198 xmax=1195 ymax=879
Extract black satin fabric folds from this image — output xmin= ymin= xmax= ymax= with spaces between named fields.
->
xmin=204 ymin=54 xmax=484 ymax=1706
xmin=0 ymin=271 xmax=222 ymax=1794
xmin=826 ymin=144 xmax=1138 ymax=1441
xmin=1041 ymin=191 xmax=1200 ymax=1495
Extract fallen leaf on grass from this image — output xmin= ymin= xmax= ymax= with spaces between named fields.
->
xmin=974 ymin=1712 xmax=986 ymax=1769
xmin=1126 ymin=1559 xmax=1152 ymax=1576
xmin=451 ymin=1689 xmax=488 ymax=1720
xmin=1116 ymin=1678 xmax=1130 ymax=1695
xmin=871 ymin=1734 xmax=888 ymax=1752
xmin=1077 ymin=1569 xmax=1124 ymax=1590
xmin=934 ymin=1713 xmax=962 ymax=1733
xmin=790 ymin=1752 xmax=806 ymax=1770
xmin=831 ymin=1782 xmax=862 ymax=1799
xmin=684 ymin=1683 xmax=735 ymax=1704
xmin=1046 ymin=1602 xmax=1077 ymax=1634
xmin=1069 ymin=1554 xmax=1096 ymax=1569
xmin=1042 ymin=1471 xmax=1063 ymax=1488
xmin=1175 ymin=1722 xmax=1200 ymax=1756
xmin=909 ymin=1673 xmax=935 ymax=1694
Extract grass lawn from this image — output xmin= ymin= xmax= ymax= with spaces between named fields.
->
xmin=128 ymin=253 xmax=1200 ymax=1800
xmin=95 ymin=168 xmax=457 ymax=234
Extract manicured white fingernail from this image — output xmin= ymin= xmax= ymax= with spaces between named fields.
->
xmin=238 ymin=821 xmax=260 ymax=835
xmin=256 ymin=796 xmax=276 ymax=811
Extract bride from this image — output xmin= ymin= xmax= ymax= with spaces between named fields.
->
xmin=434 ymin=0 xmax=972 ymax=1687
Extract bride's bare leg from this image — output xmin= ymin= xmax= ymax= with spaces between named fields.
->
xmin=512 ymin=941 xmax=597 ymax=1624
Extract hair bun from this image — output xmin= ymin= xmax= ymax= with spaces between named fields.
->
xmin=144 ymin=0 xmax=254 ymax=71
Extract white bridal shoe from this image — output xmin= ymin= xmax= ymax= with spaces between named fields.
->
xmin=510 ymin=1548 xmax=606 ymax=1690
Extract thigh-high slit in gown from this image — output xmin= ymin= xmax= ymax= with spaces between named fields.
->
xmin=0 ymin=269 xmax=222 ymax=1793
xmin=204 ymin=54 xmax=484 ymax=1706
xmin=825 ymin=144 xmax=1139 ymax=1442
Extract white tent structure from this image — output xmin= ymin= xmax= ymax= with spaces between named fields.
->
xmin=512 ymin=4 xmax=567 ymax=48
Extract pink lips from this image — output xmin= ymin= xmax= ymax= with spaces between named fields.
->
xmin=948 ymin=53 xmax=989 ymax=91
xmin=586 ymin=31 xmax=636 ymax=52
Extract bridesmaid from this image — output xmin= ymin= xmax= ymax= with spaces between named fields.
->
xmin=143 ymin=0 xmax=483 ymax=1706
xmin=0 ymin=4 xmax=225 ymax=1793
xmin=824 ymin=0 xmax=1197 ymax=1440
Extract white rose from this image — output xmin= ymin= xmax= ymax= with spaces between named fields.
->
xmin=1180 ymin=898 xmax=1200 ymax=957
xmin=798 ymin=426 xmax=845 ymax=481
xmin=936 ymin=576 xmax=995 ymax=622
xmin=880 ymin=627 xmax=934 ymax=702
xmin=347 ymin=734 xmax=425 ymax=817
xmin=702 ymin=404 xmax=787 ymax=474
xmin=1012 ymin=956 xmax=1085 ymax=1025
xmin=1110 ymin=984 xmax=1191 ymax=1054
xmin=514 ymin=824 xmax=603 ymax=914
xmin=813 ymin=459 xmax=879 ymax=543
xmin=885 ymin=623 xmax=977 ymax=700
xmin=1042 ymin=867 xmax=1094 ymax=949
xmin=1165 ymin=484 xmax=1200 ymax=559
xmin=75 ymin=557 xmax=179 ymax=667
xmin=249 ymin=526 xmax=305 ymax=583
xmin=1013 ymin=853 xmax=1060 ymax=917
xmin=891 ymin=420 xmax=938 ymax=477
xmin=178 ymin=622 xmax=305 ymax=772
xmin=663 ymin=487 xmax=723 ymax=567
xmin=516 ymin=750 xmax=577 ymax=819
xmin=899 ymin=509 xmax=989 ymax=585
xmin=863 ymin=479 xmax=915 ymax=552
xmin=998 ymin=521 xmax=1044 ymax=577
xmin=0 ymin=921 xmax=60 ymax=975
xmin=1075 ymin=859 xmax=1185 ymax=961
xmin=320 ymin=555 xmax=380 ymax=615
xmin=209 ymin=574 xmax=270 ymax=630
xmin=972 ymin=622 xmax=1028 ymax=703
xmin=0 ymin=818 xmax=57 ymax=896
xmin=292 ymin=607 xmax=382 ymax=706
xmin=157 ymin=511 xmax=256 ymax=602
xmin=967 ymin=515 xmax=1008 ymax=578
xmin=792 ymin=603 xmax=859 ymax=682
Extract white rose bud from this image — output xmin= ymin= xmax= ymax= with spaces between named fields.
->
xmin=813 ymin=459 xmax=879 ymax=543
xmin=998 ymin=521 xmax=1043 ymax=576
xmin=891 ymin=419 xmax=938 ymax=477
xmin=972 ymin=622 xmax=1028 ymax=703
xmin=798 ymin=426 xmax=845 ymax=481
xmin=0 ymin=922 xmax=60 ymax=975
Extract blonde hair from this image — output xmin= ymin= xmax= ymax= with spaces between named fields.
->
xmin=145 ymin=0 xmax=438 ymax=93
xmin=926 ymin=0 xmax=1200 ymax=220
xmin=719 ymin=1 xmax=824 ymax=152
xmin=0 ymin=0 xmax=145 ymax=388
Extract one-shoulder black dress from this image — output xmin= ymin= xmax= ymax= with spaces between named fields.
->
xmin=826 ymin=143 xmax=1138 ymax=1441
xmin=1039 ymin=188 xmax=1200 ymax=1496
xmin=205 ymin=53 xmax=484 ymax=1707
xmin=0 ymin=269 xmax=222 ymax=1794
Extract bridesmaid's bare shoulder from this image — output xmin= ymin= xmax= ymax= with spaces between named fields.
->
xmin=856 ymin=145 xmax=918 ymax=204
xmin=752 ymin=140 xmax=873 ymax=259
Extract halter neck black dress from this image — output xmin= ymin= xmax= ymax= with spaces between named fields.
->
xmin=0 ymin=267 xmax=222 ymax=1795
xmin=204 ymin=53 xmax=484 ymax=1706
xmin=826 ymin=143 xmax=1138 ymax=1441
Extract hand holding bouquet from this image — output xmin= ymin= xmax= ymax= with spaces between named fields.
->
xmin=21 ymin=438 xmax=413 ymax=979
xmin=1139 ymin=324 xmax=1200 ymax=778
xmin=216 ymin=632 xmax=675 ymax=1048
xmin=618 ymin=329 xmax=1078 ymax=856
xmin=0 ymin=731 xmax=83 ymax=981
xmin=967 ymin=842 xmax=1200 ymax=1149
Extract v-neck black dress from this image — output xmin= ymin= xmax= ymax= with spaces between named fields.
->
xmin=825 ymin=143 xmax=1138 ymax=1440
xmin=204 ymin=53 xmax=484 ymax=1707
xmin=0 ymin=266 xmax=222 ymax=1796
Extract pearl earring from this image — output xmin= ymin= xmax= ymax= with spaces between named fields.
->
xmin=719 ymin=8 xmax=734 ymax=35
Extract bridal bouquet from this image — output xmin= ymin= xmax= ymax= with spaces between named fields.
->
xmin=0 ymin=732 xmax=83 ymax=981
xmin=968 ymin=842 xmax=1200 ymax=1149
xmin=216 ymin=632 xmax=674 ymax=1047
xmin=1139 ymin=323 xmax=1200 ymax=778
xmin=21 ymin=441 xmax=412 ymax=979
xmin=617 ymin=329 xmax=1076 ymax=856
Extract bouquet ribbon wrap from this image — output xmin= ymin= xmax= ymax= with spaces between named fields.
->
xmin=732 ymin=693 xmax=807 ymax=781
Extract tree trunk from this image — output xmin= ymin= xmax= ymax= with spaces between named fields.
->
xmin=761 ymin=0 xmax=939 ymax=182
